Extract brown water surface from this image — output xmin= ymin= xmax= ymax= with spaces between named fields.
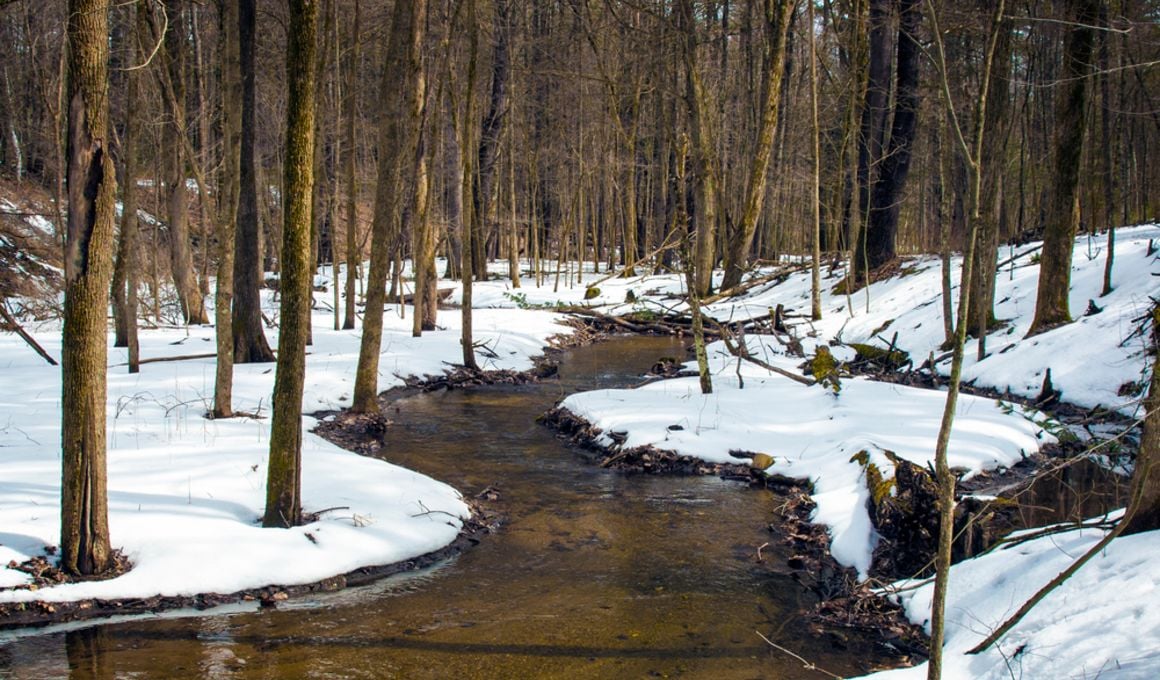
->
xmin=0 ymin=336 xmax=900 ymax=679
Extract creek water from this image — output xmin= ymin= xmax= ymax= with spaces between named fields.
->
xmin=0 ymin=336 xmax=901 ymax=678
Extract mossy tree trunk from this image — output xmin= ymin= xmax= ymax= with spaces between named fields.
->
xmin=720 ymin=0 xmax=796 ymax=292
xmin=351 ymin=0 xmax=427 ymax=412
xmin=263 ymin=0 xmax=318 ymax=529
xmin=61 ymin=0 xmax=116 ymax=576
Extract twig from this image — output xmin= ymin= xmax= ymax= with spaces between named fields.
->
xmin=755 ymin=631 xmax=842 ymax=679
xmin=967 ymin=463 xmax=1149 ymax=655
xmin=716 ymin=322 xmax=816 ymax=387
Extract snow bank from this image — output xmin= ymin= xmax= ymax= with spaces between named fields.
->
xmin=0 ymin=287 xmax=569 ymax=604
xmin=559 ymin=345 xmax=1052 ymax=576
xmin=855 ymin=520 xmax=1160 ymax=679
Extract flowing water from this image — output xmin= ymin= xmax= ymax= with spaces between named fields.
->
xmin=0 ymin=337 xmax=902 ymax=679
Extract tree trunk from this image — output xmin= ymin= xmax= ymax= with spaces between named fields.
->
xmin=460 ymin=0 xmax=481 ymax=371
xmin=342 ymin=0 xmax=360 ymax=330
xmin=1028 ymin=0 xmax=1098 ymax=335
xmin=925 ymin=1 xmax=1006 ymax=672
xmin=214 ymin=0 xmax=242 ymax=419
xmin=351 ymin=0 xmax=427 ymax=412
xmin=859 ymin=0 xmax=921 ymax=277
xmin=61 ymin=0 xmax=116 ymax=576
xmin=264 ymin=0 xmax=318 ymax=529
xmin=853 ymin=0 xmax=889 ymax=284
xmin=1124 ymin=306 xmax=1160 ymax=535
xmin=720 ymin=0 xmax=796 ymax=292
xmin=471 ymin=0 xmax=512 ymax=281
xmin=808 ymin=0 xmax=822 ymax=321
xmin=110 ymin=4 xmax=141 ymax=373
xmin=679 ymin=0 xmax=718 ymax=298
xmin=232 ymin=0 xmax=276 ymax=362
xmin=155 ymin=0 xmax=207 ymax=326
xmin=969 ymin=17 xmax=1013 ymax=358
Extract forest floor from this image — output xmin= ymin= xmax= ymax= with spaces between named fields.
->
xmin=1 ymin=200 xmax=1158 ymax=677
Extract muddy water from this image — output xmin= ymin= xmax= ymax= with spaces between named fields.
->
xmin=0 ymin=336 xmax=900 ymax=679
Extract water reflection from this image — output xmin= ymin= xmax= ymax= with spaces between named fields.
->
xmin=3 ymin=336 xmax=897 ymax=679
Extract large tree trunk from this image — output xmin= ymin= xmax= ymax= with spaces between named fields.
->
xmin=853 ymin=0 xmax=890 ymax=284
xmin=214 ymin=0 xmax=242 ymax=419
xmin=351 ymin=0 xmax=427 ymax=413
xmin=471 ymin=0 xmax=512 ymax=281
xmin=719 ymin=0 xmax=796 ymax=292
xmin=61 ymin=0 xmax=116 ymax=577
xmin=264 ymin=0 xmax=318 ymax=529
xmin=232 ymin=0 xmax=275 ymax=362
xmin=858 ymin=0 xmax=921 ymax=278
xmin=1028 ymin=0 xmax=1099 ymax=335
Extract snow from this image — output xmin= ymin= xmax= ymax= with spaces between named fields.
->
xmin=853 ymin=517 xmax=1160 ymax=679
xmin=540 ymin=224 xmax=1159 ymax=677
xmin=560 ymin=348 xmax=1053 ymax=576
xmin=0 ymin=283 xmax=568 ymax=605
xmin=1 ymin=214 xmax=1158 ymax=679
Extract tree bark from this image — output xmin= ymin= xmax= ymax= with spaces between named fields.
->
xmin=679 ymin=0 xmax=719 ymax=298
xmin=969 ymin=14 xmax=1013 ymax=358
xmin=342 ymin=0 xmax=360 ymax=330
xmin=471 ymin=0 xmax=512 ymax=281
xmin=1028 ymin=0 xmax=1099 ymax=335
xmin=351 ymin=0 xmax=427 ymax=412
xmin=214 ymin=0 xmax=242 ymax=419
xmin=232 ymin=0 xmax=275 ymax=362
xmin=858 ymin=0 xmax=921 ymax=278
xmin=61 ymin=0 xmax=116 ymax=576
xmin=110 ymin=3 xmax=141 ymax=373
xmin=154 ymin=0 xmax=207 ymax=326
xmin=720 ymin=0 xmax=796 ymax=292
xmin=1124 ymin=306 xmax=1160 ymax=535
xmin=264 ymin=0 xmax=318 ymax=529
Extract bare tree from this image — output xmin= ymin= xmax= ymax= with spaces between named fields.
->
xmin=264 ymin=0 xmax=318 ymax=529
xmin=232 ymin=0 xmax=275 ymax=363
xmin=61 ymin=0 xmax=116 ymax=576
xmin=720 ymin=0 xmax=797 ymax=292
xmin=351 ymin=0 xmax=427 ymax=412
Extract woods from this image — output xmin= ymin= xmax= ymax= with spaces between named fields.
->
xmin=1 ymin=1 xmax=1154 ymax=336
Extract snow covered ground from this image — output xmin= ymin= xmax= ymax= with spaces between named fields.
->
xmin=853 ymin=514 xmax=1160 ymax=680
xmin=542 ymin=224 xmax=1160 ymax=677
xmin=1 ymin=212 xmax=1158 ymax=677
xmin=0 ymin=287 xmax=567 ymax=604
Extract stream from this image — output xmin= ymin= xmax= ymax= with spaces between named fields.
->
xmin=0 ymin=336 xmax=902 ymax=679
